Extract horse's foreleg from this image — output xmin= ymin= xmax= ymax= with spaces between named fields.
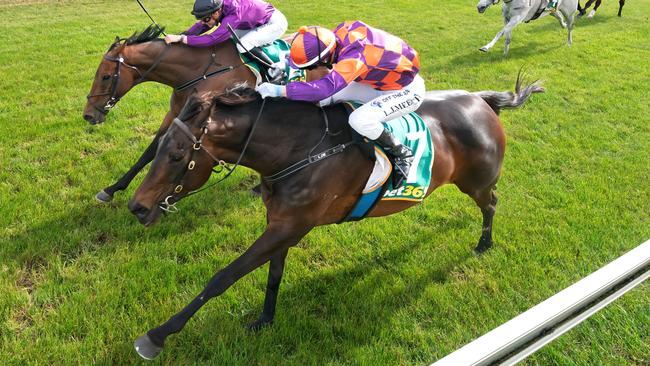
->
xmin=96 ymin=111 xmax=175 ymax=203
xmin=480 ymin=29 xmax=505 ymax=53
xmin=593 ymin=0 xmax=602 ymax=11
xmin=482 ymin=16 xmax=524 ymax=55
xmin=566 ymin=12 xmax=575 ymax=45
xmin=504 ymin=31 xmax=513 ymax=56
xmin=248 ymin=248 xmax=289 ymax=331
xmin=552 ymin=10 xmax=568 ymax=28
xmin=618 ymin=0 xmax=624 ymax=17
xmin=134 ymin=224 xmax=309 ymax=360
xmin=473 ymin=187 xmax=498 ymax=254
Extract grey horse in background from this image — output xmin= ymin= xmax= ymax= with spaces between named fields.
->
xmin=476 ymin=0 xmax=578 ymax=56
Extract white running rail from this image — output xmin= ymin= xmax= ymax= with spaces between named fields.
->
xmin=432 ymin=238 xmax=650 ymax=366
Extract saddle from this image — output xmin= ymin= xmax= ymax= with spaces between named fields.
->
xmin=339 ymin=102 xmax=434 ymax=222
xmin=237 ymin=39 xmax=305 ymax=85
xmin=526 ymin=0 xmax=548 ymax=23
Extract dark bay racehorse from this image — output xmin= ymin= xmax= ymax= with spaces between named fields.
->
xmin=578 ymin=0 xmax=625 ymax=17
xmin=84 ymin=26 xmax=258 ymax=202
xmin=127 ymin=78 xmax=543 ymax=359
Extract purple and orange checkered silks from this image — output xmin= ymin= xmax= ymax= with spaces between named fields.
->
xmin=286 ymin=21 xmax=420 ymax=103
xmin=289 ymin=26 xmax=337 ymax=69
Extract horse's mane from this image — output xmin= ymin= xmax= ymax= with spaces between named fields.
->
xmin=177 ymin=92 xmax=209 ymax=122
xmin=212 ymin=83 xmax=259 ymax=106
xmin=108 ymin=24 xmax=166 ymax=51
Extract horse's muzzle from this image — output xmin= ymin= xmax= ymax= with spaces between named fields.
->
xmin=128 ymin=200 xmax=161 ymax=226
xmin=477 ymin=6 xmax=488 ymax=13
xmin=83 ymin=107 xmax=107 ymax=125
xmin=84 ymin=113 xmax=104 ymax=125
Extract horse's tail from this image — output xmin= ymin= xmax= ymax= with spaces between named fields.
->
xmin=474 ymin=70 xmax=545 ymax=115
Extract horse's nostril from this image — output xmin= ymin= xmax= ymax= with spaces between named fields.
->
xmin=83 ymin=114 xmax=94 ymax=122
xmin=128 ymin=201 xmax=149 ymax=217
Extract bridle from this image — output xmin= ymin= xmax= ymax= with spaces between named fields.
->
xmin=158 ymin=98 xmax=355 ymax=213
xmin=158 ymin=99 xmax=266 ymax=213
xmin=86 ymin=44 xmax=171 ymax=115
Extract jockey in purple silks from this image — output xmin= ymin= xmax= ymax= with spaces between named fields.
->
xmin=256 ymin=21 xmax=426 ymax=185
xmin=164 ymin=0 xmax=287 ymax=81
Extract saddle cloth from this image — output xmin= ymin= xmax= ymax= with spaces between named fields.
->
xmin=237 ymin=39 xmax=305 ymax=85
xmin=342 ymin=109 xmax=434 ymax=222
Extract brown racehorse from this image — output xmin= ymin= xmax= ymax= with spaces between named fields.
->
xmin=127 ymin=78 xmax=543 ymax=359
xmin=84 ymin=26 xmax=325 ymax=203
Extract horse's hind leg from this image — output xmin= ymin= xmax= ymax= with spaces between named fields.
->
xmin=618 ymin=0 xmax=624 ymax=17
xmin=564 ymin=10 xmax=576 ymax=45
xmin=248 ymin=248 xmax=289 ymax=331
xmin=471 ymin=185 xmax=498 ymax=254
xmin=577 ymin=1 xmax=586 ymax=16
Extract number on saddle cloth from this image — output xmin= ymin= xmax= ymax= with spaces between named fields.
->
xmin=341 ymin=103 xmax=434 ymax=223
xmin=237 ymin=39 xmax=305 ymax=84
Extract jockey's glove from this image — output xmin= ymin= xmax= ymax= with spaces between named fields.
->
xmin=256 ymin=83 xmax=286 ymax=98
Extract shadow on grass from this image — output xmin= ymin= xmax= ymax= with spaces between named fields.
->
xmin=456 ymin=13 xmax=621 ymax=65
xmin=123 ymin=208 xmax=487 ymax=364
xmin=1 ymin=181 xmax=254 ymax=266
xmin=446 ymin=39 xmax=556 ymax=67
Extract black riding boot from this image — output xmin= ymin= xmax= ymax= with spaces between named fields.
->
xmin=374 ymin=129 xmax=413 ymax=187
xmin=248 ymin=46 xmax=285 ymax=84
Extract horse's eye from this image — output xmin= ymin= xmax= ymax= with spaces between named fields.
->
xmin=102 ymin=74 xmax=111 ymax=81
xmin=169 ymin=150 xmax=184 ymax=162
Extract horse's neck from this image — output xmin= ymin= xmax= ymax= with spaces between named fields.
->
xmin=124 ymin=41 xmax=239 ymax=87
xmin=210 ymin=102 xmax=351 ymax=177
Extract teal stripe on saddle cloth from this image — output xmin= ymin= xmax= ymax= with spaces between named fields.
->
xmin=237 ymin=39 xmax=305 ymax=83
xmin=381 ymin=112 xmax=434 ymax=201
xmin=343 ymin=110 xmax=434 ymax=222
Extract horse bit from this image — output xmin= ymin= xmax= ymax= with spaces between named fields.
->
xmin=85 ymin=52 xmax=158 ymax=115
xmin=86 ymin=43 xmax=241 ymax=115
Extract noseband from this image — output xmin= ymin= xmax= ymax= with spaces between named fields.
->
xmin=86 ymin=45 xmax=171 ymax=115
xmin=86 ymin=54 xmax=142 ymax=115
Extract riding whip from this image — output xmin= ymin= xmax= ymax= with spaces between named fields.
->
xmin=135 ymin=0 xmax=167 ymax=36
xmin=227 ymin=24 xmax=273 ymax=68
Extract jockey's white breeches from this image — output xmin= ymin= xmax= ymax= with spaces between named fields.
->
xmin=234 ymin=10 xmax=288 ymax=52
xmin=318 ymin=74 xmax=426 ymax=140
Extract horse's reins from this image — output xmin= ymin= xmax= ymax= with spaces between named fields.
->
xmin=158 ymin=98 xmax=267 ymax=213
xmin=264 ymin=107 xmax=351 ymax=183
xmin=86 ymin=43 xmax=171 ymax=115
xmin=86 ymin=40 xmax=249 ymax=114
xmin=159 ymin=100 xmax=354 ymax=213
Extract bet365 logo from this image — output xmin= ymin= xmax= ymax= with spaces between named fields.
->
xmin=383 ymin=184 xmax=425 ymax=199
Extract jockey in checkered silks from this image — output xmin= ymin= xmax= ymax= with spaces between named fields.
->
xmin=256 ymin=21 xmax=426 ymax=184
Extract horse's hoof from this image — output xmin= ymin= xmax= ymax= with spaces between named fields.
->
xmin=134 ymin=334 xmax=163 ymax=360
xmin=95 ymin=190 xmax=114 ymax=203
xmin=479 ymin=47 xmax=489 ymax=53
xmin=474 ymin=239 xmax=492 ymax=255
xmin=247 ymin=318 xmax=272 ymax=332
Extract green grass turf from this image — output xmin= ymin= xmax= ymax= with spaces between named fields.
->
xmin=0 ymin=0 xmax=648 ymax=364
